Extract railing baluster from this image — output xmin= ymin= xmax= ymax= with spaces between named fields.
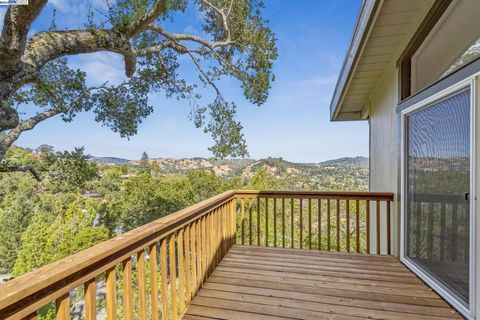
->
xmin=224 ymin=204 xmax=229 ymax=250
xmin=216 ymin=208 xmax=221 ymax=264
xmin=299 ymin=198 xmax=303 ymax=249
xmin=249 ymin=199 xmax=253 ymax=246
xmin=195 ymin=220 xmax=202 ymax=290
xmin=336 ymin=199 xmax=340 ymax=252
xmin=452 ymin=203 xmax=458 ymax=261
xmin=317 ymin=199 xmax=321 ymax=250
xmin=206 ymin=213 xmax=212 ymax=275
xmin=376 ymin=200 xmax=381 ymax=255
xmin=282 ymin=198 xmax=286 ymax=248
xmin=273 ymin=198 xmax=277 ymax=247
xmin=211 ymin=211 xmax=216 ymax=272
xmin=123 ymin=258 xmax=133 ymax=320
xmin=265 ymin=198 xmax=269 ymax=246
xmin=387 ymin=200 xmax=391 ymax=255
xmin=84 ymin=278 xmax=96 ymax=320
xmin=355 ymin=199 xmax=360 ymax=253
xmin=440 ymin=202 xmax=446 ymax=261
xmin=327 ymin=199 xmax=331 ymax=251
xmin=189 ymin=222 xmax=197 ymax=296
xmin=201 ymin=216 xmax=207 ymax=283
xmin=366 ymin=200 xmax=370 ymax=254
xmin=106 ymin=267 xmax=116 ymax=320
xmin=184 ymin=226 xmax=191 ymax=304
xmin=426 ymin=203 xmax=433 ymax=261
xmin=169 ymin=235 xmax=178 ymax=320
xmin=137 ymin=250 xmax=147 ymax=320
xmin=177 ymin=229 xmax=185 ymax=316
xmin=257 ymin=197 xmax=261 ymax=246
xmin=225 ymin=203 xmax=229 ymax=248
xmin=55 ymin=293 xmax=70 ymax=320
xmin=149 ymin=244 xmax=159 ymax=320
xmin=160 ymin=238 xmax=168 ymax=320
xmin=241 ymin=198 xmax=245 ymax=245
xmin=290 ymin=198 xmax=294 ymax=248
xmin=308 ymin=198 xmax=312 ymax=250
xmin=231 ymin=199 xmax=236 ymax=246
xmin=346 ymin=199 xmax=350 ymax=252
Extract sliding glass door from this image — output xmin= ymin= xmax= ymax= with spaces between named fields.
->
xmin=404 ymin=87 xmax=472 ymax=308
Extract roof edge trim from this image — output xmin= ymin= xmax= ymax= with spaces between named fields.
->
xmin=329 ymin=0 xmax=382 ymax=121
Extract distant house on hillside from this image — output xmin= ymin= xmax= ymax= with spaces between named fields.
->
xmin=330 ymin=0 xmax=480 ymax=318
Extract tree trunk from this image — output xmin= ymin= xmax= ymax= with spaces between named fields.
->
xmin=0 ymin=81 xmax=20 ymax=133
xmin=0 ymin=141 xmax=9 ymax=162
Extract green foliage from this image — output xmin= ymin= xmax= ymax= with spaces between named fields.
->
xmin=13 ymin=197 xmax=109 ymax=276
xmin=0 ymin=146 xmax=368 ymax=282
xmin=246 ymin=167 xmax=290 ymax=190
xmin=101 ymin=168 xmax=233 ymax=232
xmin=42 ymin=147 xmax=98 ymax=192
xmin=0 ymin=175 xmax=37 ymax=273
xmin=6 ymin=0 xmax=278 ymax=159
xmin=186 ymin=169 xmax=227 ymax=202
xmin=139 ymin=151 xmax=151 ymax=173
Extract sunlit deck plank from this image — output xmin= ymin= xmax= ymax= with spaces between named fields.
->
xmin=184 ymin=245 xmax=461 ymax=320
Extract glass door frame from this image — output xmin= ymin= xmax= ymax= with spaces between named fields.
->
xmin=400 ymin=76 xmax=476 ymax=319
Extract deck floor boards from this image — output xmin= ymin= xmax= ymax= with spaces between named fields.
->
xmin=183 ymin=245 xmax=462 ymax=320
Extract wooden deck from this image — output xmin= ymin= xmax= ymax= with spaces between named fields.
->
xmin=183 ymin=245 xmax=462 ymax=320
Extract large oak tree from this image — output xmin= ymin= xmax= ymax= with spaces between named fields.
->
xmin=0 ymin=0 xmax=277 ymax=162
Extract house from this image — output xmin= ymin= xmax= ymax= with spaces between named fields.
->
xmin=0 ymin=0 xmax=476 ymax=319
xmin=330 ymin=0 xmax=480 ymax=318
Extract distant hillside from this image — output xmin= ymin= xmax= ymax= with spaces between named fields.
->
xmin=89 ymin=156 xmax=130 ymax=164
xmin=91 ymin=156 xmax=369 ymax=190
xmin=321 ymin=156 xmax=368 ymax=167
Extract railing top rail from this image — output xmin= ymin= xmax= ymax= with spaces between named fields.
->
xmin=0 ymin=190 xmax=235 ymax=316
xmin=234 ymin=190 xmax=394 ymax=201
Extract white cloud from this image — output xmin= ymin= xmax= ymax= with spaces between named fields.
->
xmin=71 ymin=52 xmax=127 ymax=86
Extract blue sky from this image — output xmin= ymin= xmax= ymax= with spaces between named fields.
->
xmin=1 ymin=0 xmax=367 ymax=162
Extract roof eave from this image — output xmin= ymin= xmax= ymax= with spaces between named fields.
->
xmin=329 ymin=0 xmax=381 ymax=121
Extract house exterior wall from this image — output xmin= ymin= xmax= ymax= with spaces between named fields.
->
xmin=368 ymin=34 xmax=480 ymax=320
xmin=367 ymin=58 xmax=399 ymax=257
xmin=345 ymin=1 xmax=480 ymax=318
xmin=369 ymin=62 xmax=398 ymax=194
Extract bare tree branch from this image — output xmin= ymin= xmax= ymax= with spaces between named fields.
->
xmin=0 ymin=165 xmax=41 ymax=181
xmin=1 ymin=84 xmax=121 ymax=150
xmin=171 ymin=39 xmax=222 ymax=97
xmin=202 ymin=0 xmax=231 ymax=39
xmin=126 ymin=0 xmax=168 ymax=37
xmin=136 ymin=40 xmax=209 ymax=56
xmin=148 ymin=25 xmax=236 ymax=50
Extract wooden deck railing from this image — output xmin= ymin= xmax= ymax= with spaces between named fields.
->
xmin=0 ymin=191 xmax=236 ymax=320
xmin=235 ymin=191 xmax=394 ymax=255
xmin=0 ymin=190 xmax=393 ymax=320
